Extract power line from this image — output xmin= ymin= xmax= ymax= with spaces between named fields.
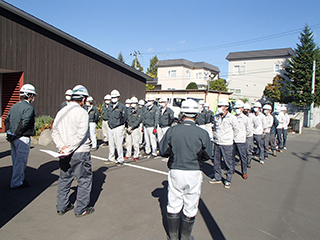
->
xmin=141 ymin=23 xmax=320 ymax=56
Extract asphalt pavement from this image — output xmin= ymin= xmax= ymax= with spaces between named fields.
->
xmin=0 ymin=129 xmax=320 ymax=240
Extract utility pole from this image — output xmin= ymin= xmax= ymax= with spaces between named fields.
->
xmin=130 ymin=50 xmax=141 ymax=70
xmin=310 ymin=60 xmax=316 ymax=128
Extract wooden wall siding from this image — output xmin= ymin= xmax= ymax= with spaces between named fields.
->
xmin=0 ymin=7 xmax=146 ymax=118
xmin=1 ymin=72 xmax=23 ymax=132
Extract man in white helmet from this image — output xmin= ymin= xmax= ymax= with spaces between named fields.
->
xmin=243 ymin=103 xmax=254 ymax=168
xmin=5 ymin=84 xmax=37 ymax=189
xmin=101 ymin=94 xmax=111 ymax=147
xmin=142 ymin=95 xmax=160 ymax=157
xmin=160 ymin=99 xmax=212 ymax=240
xmin=233 ymin=100 xmax=250 ymax=179
xmin=138 ymin=99 xmax=145 ymax=145
xmin=157 ymin=97 xmax=175 ymax=142
xmin=209 ymin=98 xmax=238 ymax=189
xmin=52 ymin=85 xmax=94 ymax=217
xmin=204 ymin=102 xmax=214 ymax=142
xmin=252 ymin=102 xmax=266 ymax=164
xmin=263 ymin=104 xmax=274 ymax=160
xmin=125 ymin=97 xmax=143 ymax=161
xmin=107 ymin=89 xmax=127 ymax=165
xmin=61 ymin=89 xmax=73 ymax=109
xmin=84 ymin=96 xmax=100 ymax=151
xmin=282 ymin=106 xmax=290 ymax=150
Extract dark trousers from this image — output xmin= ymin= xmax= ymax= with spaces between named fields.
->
xmin=269 ymin=133 xmax=276 ymax=151
xmin=57 ymin=151 xmax=92 ymax=215
xmin=253 ymin=134 xmax=264 ymax=161
xmin=264 ymin=133 xmax=270 ymax=158
xmin=234 ymin=142 xmax=247 ymax=174
xmin=246 ymin=136 xmax=254 ymax=163
xmin=276 ymin=128 xmax=283 ymax=150
xmin=214 ymin=144 xmax=234 ymax=183
xmin=283 ymin=129 xmax=288 ymax=148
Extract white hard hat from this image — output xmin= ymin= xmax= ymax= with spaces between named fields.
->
xmin=199 ymin=100 xmax=205 ymax=105
xmin=111 ymin=89 xmax=120 ymax=98
xmin=253 ymin=102 xmax=262 ymax=108
xmin=138 ymin=99 xmax=145 ymax=105
xmin=263 ymin=104 xmax=272 ymax=110
xmin=159 ymin=97 xmax=167 ymax=103
xmin=65 ymin=89 xmax=73 ymax=95
xmin=131 ymin=97 xmax=138 ymax=103
xmin=275 ymin=106 xmax=281 ymax=112
xmin=180 ymin=99 xmax=199 ymax=114
xmin=146 ymin=95 xmax=155 ymax=101
xmin=125 ymin=99 xmax=131 ymax=104
xmin=87 ymin=96 xmax=93 ymax=102
xmin=20 ymin=84 xmax=37 ymax=96
xmin=104 ymin=94 xmax=111 ymax=100
xmin=217 ymin=98 xmax=229 ymax=106
xmin=281 ymin=106 xmax=287 ymax=111
xmin=234 ymin=100 xmax=244 ymax=108
xmin=72 ymin=85 xmax=89 ymax=97
xmin=243 ymin=103 xmax=251 ymax=110
xmin=204 ymin=102 xmax=210 ymax=107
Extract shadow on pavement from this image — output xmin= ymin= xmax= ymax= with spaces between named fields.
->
xmin=199 ymin=198 xmax=226 ymax=240
xmin=0 ymin=150 xmax=11 ymax=159
xmin=90 ymin=166 xmax=108 ymax=207
xmin=152 ymin=180 xmax=226 ymax=240
xmin=152 ymin=181 xmax=169 ymax=236
xmin=0 ymin=160 xmax=59 ymax=228
xmin=291 ymin=137 xmax=320 ymax=162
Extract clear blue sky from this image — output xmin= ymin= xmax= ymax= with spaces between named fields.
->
xmin=4 ymin=0 xmax=320 ymax=79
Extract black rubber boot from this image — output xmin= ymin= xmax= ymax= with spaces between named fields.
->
xmin=167 ymin=212 xmax=180 ymax=240
xmin=180 ymin=214 xmax=195 ymax=240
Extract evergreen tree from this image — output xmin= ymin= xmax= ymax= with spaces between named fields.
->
xmin=118 ymin=52 xmax=125 ymax=63
xmin=131 ymin=58 xmax=143 ymax=72
xmin=285 ymin=24 xmax=320 ymax=107
xmin=146 ymin=55 xmax=158 ymax=78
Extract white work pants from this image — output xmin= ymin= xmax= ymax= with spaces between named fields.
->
xmin=126 ymin=128 xmax=140 ymax=158
xmin=206 ymin=123 xmax=213 ymax=142
xmin=157 ymin=126 xmax=170 ymax=143
xmin=102 ymin=120 xmax=109 ymax=142
xmin=10 ymin=136 xmax=31 ymax=188
xmin=167 ymin=169 xmax=202 ymax=218
xmin=108 ymin=125 xmax=125 ymax=163
xmin=144 ymin=127 xmax=157 ymax=155
xmin=89 ymin=122 xmax=97 ymax=149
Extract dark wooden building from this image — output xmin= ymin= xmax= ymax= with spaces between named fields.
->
xmin=0 ymin=1 xmax=150 ymax=132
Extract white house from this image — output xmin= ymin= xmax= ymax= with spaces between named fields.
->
xmin=155 ymin=59 xmax=220 ymax=90
xmin=226 ymin=48 xmax=294 ymax=102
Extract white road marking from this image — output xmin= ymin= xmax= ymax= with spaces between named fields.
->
xmin=91 ymin=155 xmax=168 ymax=176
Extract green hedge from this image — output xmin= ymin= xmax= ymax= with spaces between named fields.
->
xmin=34 ymin=115 xmax=54 ymax=136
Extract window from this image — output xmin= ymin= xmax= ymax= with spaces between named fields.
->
xmin=168 ymin=70 xmax=177 ymax=78
xmin=186 ymin=70 xmax=190 ymax=79
xmin=196 ymin=72 xmax=203 ymax=79
xmin=233 ymin=65 xmax=246 ymax=74
xmin=229 ymin=88 xmax=242 ymax=94
xmin=274 ymin=64 xmax=281 ymax=73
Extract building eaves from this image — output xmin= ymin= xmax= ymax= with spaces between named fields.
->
xmin=0 ymin=0 xmax=153 ymax=82
xmin=226 ymin=48 xmax=295 ymax=61
xmin=156 ymin=59 xmax=220 ymax=73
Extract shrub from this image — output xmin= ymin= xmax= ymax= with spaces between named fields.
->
xmin=34 ymin=115 xmax=54 ymax=136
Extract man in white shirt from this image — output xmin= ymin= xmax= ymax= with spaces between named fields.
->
xmin=52 ymin=85 xmax=94 ymax=217
xmin=252 ymin=102 xmax=266 ymax=164
xmin=209 ymin=98 xmax=238 ymax=189
xmin=263 ymin=104 xmax=274 ymax=160
xmin=282 ymin=106 xmax=290 ymax=150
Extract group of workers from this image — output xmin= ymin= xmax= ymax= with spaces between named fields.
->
xmin=5 ymin=83 xmax=290 ymax=239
